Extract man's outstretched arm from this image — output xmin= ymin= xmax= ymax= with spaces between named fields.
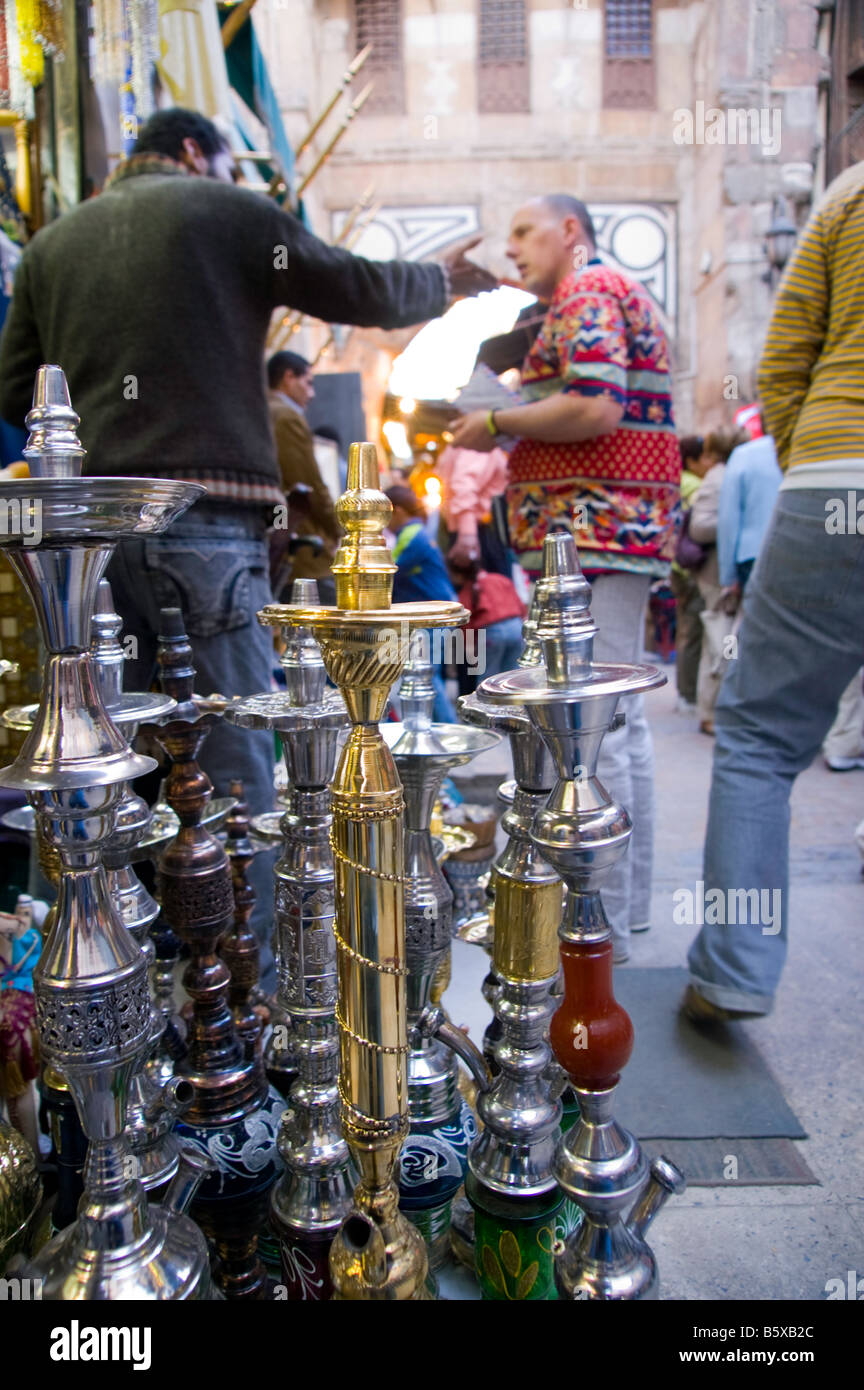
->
xmin=264 ymin=201 xmax=497 ymax=330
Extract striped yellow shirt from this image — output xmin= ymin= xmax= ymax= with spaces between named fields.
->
xmin=758 ymin=161 xmax=864 ymax=470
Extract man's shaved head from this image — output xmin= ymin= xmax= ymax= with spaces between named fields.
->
xmin=506 ymin=196 xmax=597 ymax=298
xmin=539 ymin=195 xmax=597 ymax=247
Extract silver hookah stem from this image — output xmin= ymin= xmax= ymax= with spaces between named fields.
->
xmin=393 ymin=631 xmax=499 ymax=1265
xmin=459 ymin=586 xmax=556 ymax=1071
xmin=22 ymin=363 xmax=86 ymax=478
xmin=229 ymin=579 xmax=355 ymax=1298
xmin=526 ymin=531 xmax=685 ymax=1299
xmin=458 ymin=585 xmax=566 ymax=1208
xmin=89 ymin=579 xmax=193 ymax=1190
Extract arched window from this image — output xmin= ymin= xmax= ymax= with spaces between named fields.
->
xmin=477 ymin=0 xmax=530 ymax=114
xmin=604 ymin=0 xmax=655 ymax=109
xmin=354 ymin=0 xmax=405 ymax=114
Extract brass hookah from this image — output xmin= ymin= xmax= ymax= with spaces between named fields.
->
xmin=260 ymin=442 xmax=468 ymax=1300
xmin=1 ymin=365 xmax=214 ymax=1299
xmin=480 ymin=531 xmax=686 ymax=1299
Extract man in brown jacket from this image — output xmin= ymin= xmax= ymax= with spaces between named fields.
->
xmin=266 ymin=350 xmax=339 ymax=600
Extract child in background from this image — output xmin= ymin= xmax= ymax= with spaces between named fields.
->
xmin=384 ymin=485 xmax=459 ymax=605
xmin=447 ymin=553 xmax=525 ymax=696
xmin=384 ymin=485 xmax=458 ymax=720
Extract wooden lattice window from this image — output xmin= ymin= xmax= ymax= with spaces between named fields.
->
xmin=477 ymin=0 xmax=530 ymax=114
xmin=604 ymin=0 xmax=655 ymax=110
xmin=355 ymin=0 xmax=405 ymax=114
xmin=827 ymin=0 xmax=864 ymax=179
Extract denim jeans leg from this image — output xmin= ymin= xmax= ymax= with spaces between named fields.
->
xmin=108 ymin=505 xmax=279 ymax=991
xmin=625 ymin=691 xmax=654 ymax=929
xmin=483 ymin=616 xmax=525 ymax=680
xmin=687 ymin=489 xmax=864 ymax=1012
xmin=586 ymin=573 xmax=655 ymax=959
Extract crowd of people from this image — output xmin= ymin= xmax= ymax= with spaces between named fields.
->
xmin=1 ymin=105 xmax=862 ymax=1033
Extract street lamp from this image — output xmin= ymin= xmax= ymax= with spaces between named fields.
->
xmin=763 ymin=198 xmax=797 ymax=283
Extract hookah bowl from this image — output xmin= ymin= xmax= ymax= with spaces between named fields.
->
xmin=227 ymin=585 xmax=356 ymax=1301
xmin=0 ymin=365 xmax=214 ymax=1298
xmin=382 ymin=634 xmax=498 ymax=1267
xmin=261 ymin=442 xmax=468 ymax=1300
xmin=483 ymin=530 xmax=686 ymax=1300
xmin=143 ymin=607 xmax=285 ymax=1300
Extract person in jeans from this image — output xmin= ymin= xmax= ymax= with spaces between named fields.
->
xmin=0 ymin=107 xmax=495 ymax=986
xmin=450 ymin=194 xmax=680 ymax=962
xmin=688 ymin=429 xmax=747 ymax=736
xmin=447 ymin=553 xmax=525 ymax=691
xmin=716 ymin=425 xmax=781 ymax=599
xmin=684 ymin=159 xmax=864 ymax=1023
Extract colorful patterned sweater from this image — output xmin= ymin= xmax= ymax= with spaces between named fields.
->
xmin=505 ymin=262 xmax=680 ymax=574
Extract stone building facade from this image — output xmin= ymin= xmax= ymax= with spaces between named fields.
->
xmin=256 ymin=0 xmax=832 ymax=437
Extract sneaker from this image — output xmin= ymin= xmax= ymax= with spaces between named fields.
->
xmin=679 ymin=983 xmax=764 ymax=1024
xmin=630 ymin=921 xmax=651 ymax=934
xmin=824 ymin=755 xmax=864 ymax=772
xmin=676 ymin=697 xmax=697 ymax=713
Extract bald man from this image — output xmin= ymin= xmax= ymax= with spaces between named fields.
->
xmin=451 ymin=195 xmax=680 ymax=963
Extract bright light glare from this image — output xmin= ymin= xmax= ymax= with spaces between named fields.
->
xmin=382 ymin=420 xmax=412 ymax=459
xmin=399 ymin=396 xmax=416 ymax=415
xmin=388 ymin=286 xmax=534 ymax=401
xmin=425 ymin=477 xmax=442 ymax=502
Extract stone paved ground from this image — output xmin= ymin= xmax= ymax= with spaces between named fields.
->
xmin=446 ymin=669 xmax=864 ymax=1302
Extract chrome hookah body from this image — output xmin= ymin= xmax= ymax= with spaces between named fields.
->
xmin=481 ymin=531 xmax=686 ymax=1300
xmin=437 ymin=593 xmax=568 ymax=1299
xmin=87 ymin=579 xmax=196 ymax=1192
xmin=385 ymin=634 xmax=498 ymax=1265
xmin=227 ymin=579 xmax=356 ymax=1300
xmin=0 ymin=366 xmax=214 ymax=1298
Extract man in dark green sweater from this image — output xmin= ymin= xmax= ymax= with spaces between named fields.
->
xmin=0 ymin=107 xmax=495 ymax=984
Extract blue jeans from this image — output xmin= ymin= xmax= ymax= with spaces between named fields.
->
xmin=687 ymin=488 xmax=864 ymax=1012
xmin=108 ymin=500 xmax=278 ymax=989
xmin=481 ymin=615 xmax=525 ymax=680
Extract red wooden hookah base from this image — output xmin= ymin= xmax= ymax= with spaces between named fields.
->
xmin=549 ymin=940 xmax=634 ymax=1091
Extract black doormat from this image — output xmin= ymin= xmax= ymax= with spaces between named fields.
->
xmin=613 ymin=967 xmax=807 ymax=1141
xmin=642 ymin=1137 xmax=818 ymax=1187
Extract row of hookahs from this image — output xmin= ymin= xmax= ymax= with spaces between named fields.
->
xmin=0 ymin=366 xmax=683 ymax=1300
